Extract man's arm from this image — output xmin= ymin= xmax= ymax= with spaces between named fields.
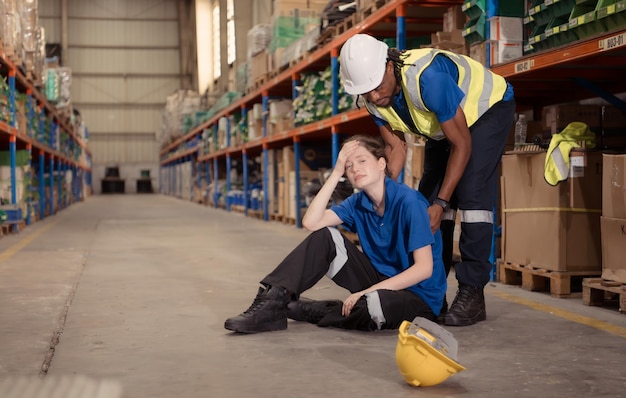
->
xmin=379 ymin=124 xmax=407 ymax=180
xmin=437 ymin=106 xmax=472 ymax=202
xmin=426 ymin=106 xmax=472 ymax=232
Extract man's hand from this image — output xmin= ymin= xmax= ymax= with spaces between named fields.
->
xmin=427 ymin=204 xmax=443 ymax=234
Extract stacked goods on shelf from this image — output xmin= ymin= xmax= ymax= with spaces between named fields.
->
xmin=293 ymin=67 xmax=354 ymax=126
xmin=0 ymin=150 xmax=31 ymax=220
xmin=1 ymin=0 xmax=24 ymax=66
xmin=487 ymin=16 xmax=524 ymax=65
xmin=268 ymin=99 xmax=294 ymax=136
xmin=159 ymin=90 xmax=201 ymax=149
xmin=246 ymin=24 xmax=272 ymax=90
xmin=279 ymin=26 xmax=320 ymax=69
xmin=500 ymin=147 xmax=603 ymax=272
xmin=268 ymin=0 xmax=328 ymax=71
xmin=247 ymin=103 xmax=263 ymax=141
xmin=20 ymin=0 xmax=46 ymax=85
xmin=0 ymin=78 xmax=12 ymax=126
xmin=463 ymin=0 xmax=525 ymax=66
xmin=426 ymin=5 xmax=468 ymax=55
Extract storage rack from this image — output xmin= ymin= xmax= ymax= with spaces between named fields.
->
xmin=159 ymin=0 xmax=626 ymax=228
xmin=0 ymin=48 xmax=92 ymax=230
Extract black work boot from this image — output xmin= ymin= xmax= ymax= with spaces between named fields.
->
xmin=224 ymin=285 xmax=290 ymax=333
xmin=287 ymin=298 xmax=342 ymax=324
xmin=442 ymin=284 xmax=486 ymax=327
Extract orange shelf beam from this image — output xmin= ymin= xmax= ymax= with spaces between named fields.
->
xmin=490 ymin=29 xmax=626 ymax=78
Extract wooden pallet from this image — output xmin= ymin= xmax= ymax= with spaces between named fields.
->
xmin=582 ymin=278 xmax=626 ymax=313
xmin=246 ymin=209 xmax=264 ymax=220
xmin=334 ymin=13 xmax=357 ymax=36
xmin=1 ymin=220 xmax=26 ymax=236
xmin=497 ymin=261 xmax=601 ymax=298
xmin=358 ymin=0 xmax=389 ymax=22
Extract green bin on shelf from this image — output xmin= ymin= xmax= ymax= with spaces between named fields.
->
xmin=462 ymin=14 xmax=486 ymax=45
xmin=569 ymin=8 xmax=608 ymax=39
xmin=461 ymin=0 xmax=485 ymax=21
xmin=596 ymin=0 xmax=626 ymax=31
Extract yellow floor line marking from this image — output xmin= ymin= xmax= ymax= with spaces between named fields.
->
xmin=0 ymin=221 xmax=58 ymax=264
xmin=489 ymin=289 xmax=626 ymax=339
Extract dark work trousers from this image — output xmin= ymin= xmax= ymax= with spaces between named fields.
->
xmin=418 ymin=99 xmax=516 ymax=288
xmin=261 ymin=228 xmax=435 ymax=331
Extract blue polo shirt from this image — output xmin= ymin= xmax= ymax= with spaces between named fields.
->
xmin=330 ymin=177 xmax=446 ymax=315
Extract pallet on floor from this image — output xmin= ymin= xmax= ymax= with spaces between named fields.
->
xmin=248 ymin=209 xmax=264 ymax=220
xmin=1 ymin=220 xmax=27 ymax=235
xmin=582 ymin=278 xmax=626 ymax=314
xmin=497 ymin=261 xmax=601 ymax=298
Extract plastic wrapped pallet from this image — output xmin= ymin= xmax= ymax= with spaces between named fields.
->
xmin=247 ymin=24 xmax=272 ymax=59
xmin=21 ymin=0 xmax=39 ymax=31
xmin=159 ymin=90 xmax=201 ymax=147
xmin=269 ymin=0 xmax=325 ymax=53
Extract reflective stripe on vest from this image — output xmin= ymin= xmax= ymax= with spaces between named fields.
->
xmin=365 ymin=49 xmax=508 ymax=140
xmin=549 ymin=146 xmax=569 ymax=183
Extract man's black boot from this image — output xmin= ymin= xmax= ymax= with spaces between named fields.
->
xmin=442 ymin=284 xmax=486 ymax=327
xmin=287 ymin=298 xmax=343 ymax=324
xmin=224 ymin=285 xmax=290 ymax=333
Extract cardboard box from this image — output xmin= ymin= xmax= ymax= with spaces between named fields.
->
xmin=602 ymin=153 xmax=626 ymax=218
xmin=501 ymin=151 xmax=603 ymax=272
xmin=542 ymin=104 xmax=602 ymax=136
xmin=443 ymin=5 xmax=466 ymax=32
xmin=288 ymin=170 xmax=321 ymax=219
xmin=600 ymin=216 xmax=626 ymax=283
xmin=469 ymin=42 xmax=487 ymax=66
xmin=489 ymin=17 xmax=523 ymax=41
xmin=489 ymin=40 xmax=523 ymax=65
xmin=250 ymin=51 xmax=269 ymax=82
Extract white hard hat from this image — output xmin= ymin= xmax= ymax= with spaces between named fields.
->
xmin=339 ymin=34 xmax=389 ymax=95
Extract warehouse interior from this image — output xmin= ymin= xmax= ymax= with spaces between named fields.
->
xmin=0 ymin=0 xmax=625 ymax=396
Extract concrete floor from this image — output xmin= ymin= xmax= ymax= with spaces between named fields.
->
xmin=0 ymin=195 xmax=624 ymax=398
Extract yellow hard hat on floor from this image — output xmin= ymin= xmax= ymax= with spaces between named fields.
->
xmin=395 ymin=317 xmax=466 ymax=387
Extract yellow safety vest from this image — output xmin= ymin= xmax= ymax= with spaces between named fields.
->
xmin=544 ymin=122 xmax=596 ymax=186
xmin=365 ymin=49 xmax=509 ymax=140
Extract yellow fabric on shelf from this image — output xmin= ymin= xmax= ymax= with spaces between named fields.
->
xmin=544 ymin=122 xmax=596 ymax=186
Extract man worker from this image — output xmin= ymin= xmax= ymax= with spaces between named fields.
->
xmin=339 ymin=33 xmax=516 ymax=326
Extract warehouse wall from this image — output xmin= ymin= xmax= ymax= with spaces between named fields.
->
xmin=40 ymin=0 xmax=194 ymax=193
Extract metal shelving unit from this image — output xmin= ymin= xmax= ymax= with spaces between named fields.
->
xmin=0 ymin=47 xmax=92 ymax=230
xmin=160 ymin=0 xmax=626 ymax=227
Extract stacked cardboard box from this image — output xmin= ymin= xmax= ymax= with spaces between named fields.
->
xmin=600 ymin=154 xmax=626 ymax=283
xmin=500 ymin=150 xmax=603 ymax=272
xmin=425 ymin=5 xmax=467 ymax=55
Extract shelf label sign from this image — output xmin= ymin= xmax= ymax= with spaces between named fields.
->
xmin=600 ymin=33 xmax=625 ymax=51
xmin=514 ymin=59 xmax=534 ymax=74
